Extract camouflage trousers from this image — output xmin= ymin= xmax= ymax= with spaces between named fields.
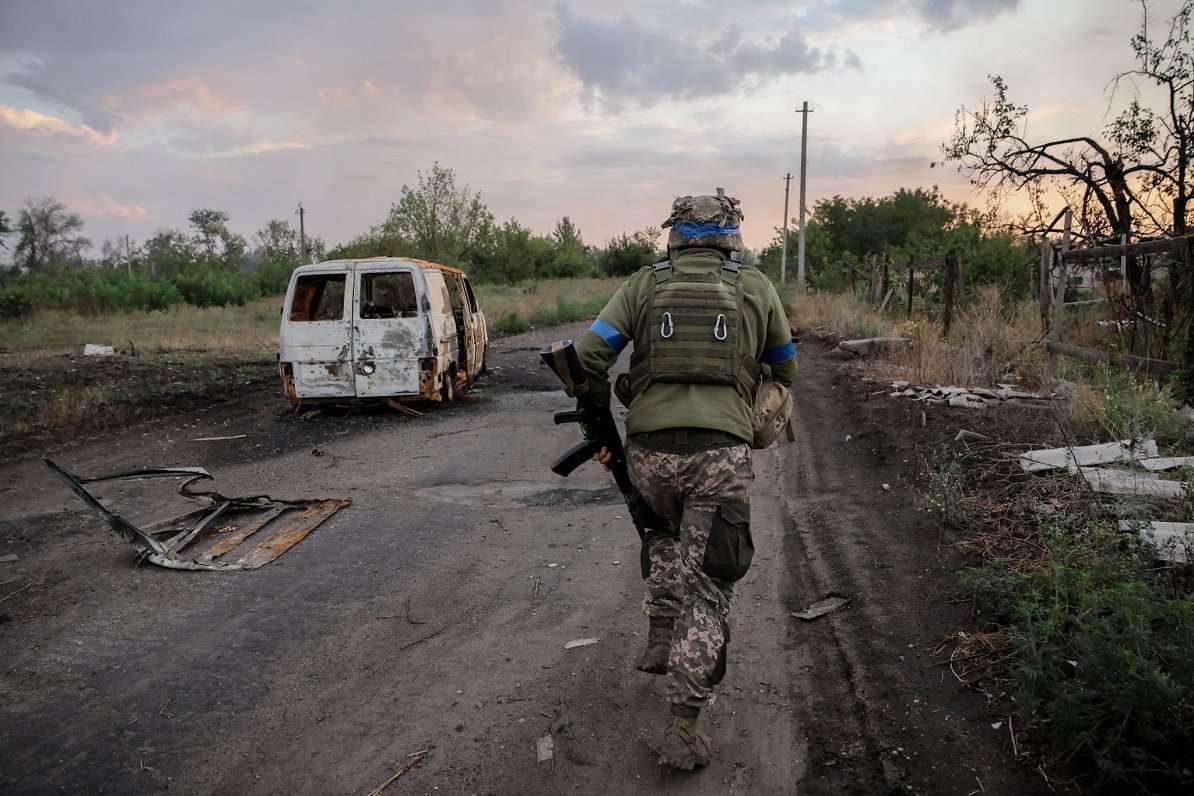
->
xmin=626 ymin=433 xmax=754 ymax=709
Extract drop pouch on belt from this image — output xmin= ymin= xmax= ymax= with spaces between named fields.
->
xmin=702 ymin=500 xmax=754 ymax=582
xmin=751 ymin=380 xmax=795 ymax=450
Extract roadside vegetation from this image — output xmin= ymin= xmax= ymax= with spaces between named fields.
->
xmin=923 ymin=364 xmax=1194 ymax=792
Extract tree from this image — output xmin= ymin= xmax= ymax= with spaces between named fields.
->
xmin=942 ymin=1 xmax=1194 ymax=300
xmin=552 ymin=216 xmax=584 ymax=249
xmin=600 ymin=228 xmax=659 ymax=276
xmin=14 ymin=197 xmax=90 ymax=270
xmin=385 ymin=163 xmax=495 ymax=265
xmin=254 ymin=219 xmax=301 ymax=264
xmin=143 ymin=229 xmax=199 ymax=276
xmin=188 ymin=208 xmax=245 ymax=265
xmin=0 ymin=210 xmax=12 ymax=250
xmin=189 ymin=209 xmax=230 ymax=256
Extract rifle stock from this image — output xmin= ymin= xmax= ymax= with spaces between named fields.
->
xmin=540 ymin=339 xmax=665 ymax=577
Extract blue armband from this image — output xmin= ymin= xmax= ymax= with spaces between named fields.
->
xmin=762 ymin=340 xmax=796 ymax=364
xmin=590 ymin=319 xmax=628 ymax=353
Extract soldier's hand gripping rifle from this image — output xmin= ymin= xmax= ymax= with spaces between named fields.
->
xmin=540 ymin=340 xmax=663 ymax=576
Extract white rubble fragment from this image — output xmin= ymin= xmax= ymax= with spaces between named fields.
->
xmin=563 ymin=637 xmax=599 ymax=650
xmin=1118 ymin=520 xmax=1194 ymax=563
xmin=536 ymin=735 xmax=555 ymax=763
xmin=1081 ymin=468 xmax=1184 ymax=499
xmin=1137 ymin=456 xmax=1194 ymax=472
xmin=83 ymin=344 xmax=115 ymax=357
xmin=1019 ymin=439 xmax=1159 ymax=473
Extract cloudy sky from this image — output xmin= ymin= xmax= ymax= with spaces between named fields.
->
xmin=0 ymin=0 xmax=1168 ymax=253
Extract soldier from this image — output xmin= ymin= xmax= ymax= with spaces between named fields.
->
xmin=575 ymin=189 xmax=797 ymax=770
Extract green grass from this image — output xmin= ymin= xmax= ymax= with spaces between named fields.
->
xmin=476 ymin=277 xmax=620 ymax=335
xmin=926 ymin=442 xmax=1194 ymax=793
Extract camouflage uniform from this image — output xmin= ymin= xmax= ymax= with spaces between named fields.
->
xmin=627 ymin=434 xmax=753 ymax=708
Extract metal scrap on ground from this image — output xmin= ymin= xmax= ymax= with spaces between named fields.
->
xmin=791 ymin=594 xmax=851 ymax=621
xmin=44 ymin=457 xmax=350 ymax=571
xmin=563 ymin=637 xmax=599 ymax=650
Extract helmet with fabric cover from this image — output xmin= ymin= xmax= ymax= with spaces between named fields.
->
xmin=661 ymin=188 xmax=744 ymax=253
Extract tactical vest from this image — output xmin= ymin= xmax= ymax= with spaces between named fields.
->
xmin=628 ymin=254 xmax=761 ymax=403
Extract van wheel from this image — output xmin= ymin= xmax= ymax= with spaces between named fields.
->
xmin=441 ymin=372 xmax=455 ymax=403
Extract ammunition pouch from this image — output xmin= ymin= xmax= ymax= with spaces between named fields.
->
xmin=702 ymin=498 xmax=753 ymax=582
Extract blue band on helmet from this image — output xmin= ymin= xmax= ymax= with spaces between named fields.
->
xmin=590 ymin=319 xmax=628 ymax=353
xmin=762 ymin=340 xmax=796 ymax=364
xmin=673 ymin=222 xmax=741 ymax=240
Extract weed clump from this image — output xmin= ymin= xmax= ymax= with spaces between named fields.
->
xmin=966 ymin=524 xmax=1194 ymax=791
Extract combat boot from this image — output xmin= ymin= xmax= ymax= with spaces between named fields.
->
xmin=658 ymin=705 xmax=711 ymax=770
xmin=636 ymin=617 xmax=674 ymax=674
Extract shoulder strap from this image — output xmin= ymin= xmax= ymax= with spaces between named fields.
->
xmin=720 ymin=252 xmax=741 ymax=286
xmin=651 ymin=254 xmax=673 ymax=284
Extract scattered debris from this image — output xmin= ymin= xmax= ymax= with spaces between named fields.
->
xmin=891 ymin=383 xmax=1048 ymax=410
xmin=1118 ymin=520 xmax=1193 ymax=563
xmin=881 ymin=483 xmax=891 ymax=491
xmin=1019 ymin=439 xmax=1158 ymax=473
xmin=536 ymin=734 xmax=555 ymax=763
xmin=385 ymin=398 xmax=424 ymax=418
xmin=189 ymin=434 xmax=248 ymax=442
xmin=0 ymin=581 xmax=32 ymax=604
xmin=563 ymin=637 xmax=599 ymax=650
xmin=44 ymin=457 xmax=350 ymax=571
xmin=83 ymin=344 xmax=115 ymax=357
xmin=954 ymin=430 xmax=991 ymax=443
xmin=791 ymin=594 xmax=851 ymax=621
xmin=0 ymin=553 xmax=18 ymax=563
xmin=367 ymin=749 xmax=430 ymax=796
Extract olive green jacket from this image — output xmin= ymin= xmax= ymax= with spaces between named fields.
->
xmin=576 ymin=248 xmax=796 ymax=442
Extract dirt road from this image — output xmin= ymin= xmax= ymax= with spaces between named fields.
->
xmin=0 ymin=323 xmax=1049 ymax=794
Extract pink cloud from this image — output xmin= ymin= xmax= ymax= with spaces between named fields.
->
xmin=0 ymin=105 xmax=118 ymax=145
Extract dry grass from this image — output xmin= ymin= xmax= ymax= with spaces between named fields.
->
xmin=867 ymin=288 xmax=1047 ymax=388
xmin=0 ymin=297 xmax=283 ymax=358
xmin=474 ymin=277 xmax=623 ymax=322
xmin=0 ymin=277 xmax=626 ymax=360
xmin=790 ymin=292 xmax=897 ymax=339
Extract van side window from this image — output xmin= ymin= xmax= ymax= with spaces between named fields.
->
xmin=463 ymin=278 xmax=479 ymax=313
xmin=360 ymin=272 xmax=418 ymax=319
xmin=290 ymin=274 xmax=346 ymax=321
xmin=447 ymin=275 xmax=465 ymax=312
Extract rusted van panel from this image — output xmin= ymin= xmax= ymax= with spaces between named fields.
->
xmin=279 ymin=258 xmax=487 ymax=404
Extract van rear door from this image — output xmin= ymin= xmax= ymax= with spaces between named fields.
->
xmin=352 ymin=263 xmax=425 ymax=397
xmin=281 ymin=269 xmax=356 ymax=399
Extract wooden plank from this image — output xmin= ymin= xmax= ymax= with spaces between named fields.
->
xmin=1062 ymin=235 xmax=1194 ymax=263
xmin=1045 ymin=340 xmax=1179 ymax=377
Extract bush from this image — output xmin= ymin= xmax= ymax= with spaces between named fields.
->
xmin=494 ymin=311 xmax=529 ymax=334
xmin=254 ymin=260 xmax=298 ymax=296
xmin=966 ymin=525 xmax=1194 ymax=791
xmin=170 ymin=269 xmax=260 ymax=307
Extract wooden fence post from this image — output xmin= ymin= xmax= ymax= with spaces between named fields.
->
xmin=1039 ymin=239 xmax=1053 ymax=334
xmin=943 ymin=254 xmax=959 ymax=337
xmin=906 ymin=265 xmax=914 ymax=319
xmin=1050 ymin=209 xmax=1071 ymax=342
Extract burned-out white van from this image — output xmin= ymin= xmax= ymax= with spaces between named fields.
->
xmin=278 ymin=257 xmax=487 ymax=404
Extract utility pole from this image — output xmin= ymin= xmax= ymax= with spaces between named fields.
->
xmin=796 ymin=101 xmax=813 ymax=291
xmin=780 ymin=173 xmax=793 ymax=283
xmin=125 ymin=234 xmax=132 ymax=276
xmin=296 ymin=202 xmax=307 ymax=264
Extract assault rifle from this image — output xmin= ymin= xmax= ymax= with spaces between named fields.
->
xmin=540 ymin=340 xmax=663 ymax=575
